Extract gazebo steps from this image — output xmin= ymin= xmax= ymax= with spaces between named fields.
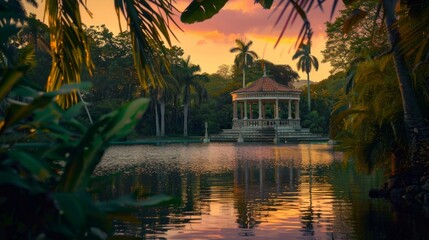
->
xmin=209 ymin=128 xmax=328 ymax=142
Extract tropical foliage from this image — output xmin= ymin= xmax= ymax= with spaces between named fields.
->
xmin=331 ymin=57 xmax=407 ymax=173
xmin=0 ymin=1 xmax=175 ymax=238
xmin=0 ymin=31 xmax=167 ymax=240
xmin=329 ymin=1 xmax=429 ymax=180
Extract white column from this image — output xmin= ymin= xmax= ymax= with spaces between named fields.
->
xmin=262 ymin=104 xmax=266 ymax=119
xmin=295 ymin=100 xmax=300 ymax=120
xmin=275 ymin=99 xmax=279 ymax=119
xmin=233 ymin=101 xmax=238 ymax=120
xmin=243 ymin=100 xmax=248 ymax=120
xmin=249 ymin=104 xmax=253 ymax=119
xmin=258 ymin=99 xmax=262 ymax=119
xmin=288 ymin=100 xmax=292 ymax=119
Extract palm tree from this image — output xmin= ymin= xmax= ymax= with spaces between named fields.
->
xmin=148 ymin=74 xmax=178 ymax=137
xmin=176 ymin=56 xmax=208 ymax=136
xmin=159 ymin=77 xmax=179 ymax=137
xmin=230 ymin=39 xmax=259 ymax=88
xmin=41 ymin=0 xmax=177 ymax=108
xmin=381 ymin=0 xmax=429 ymax=163
xmin=19 ymin=13 xmax=50 ymax=54
xmin=147 ymin=86 xmax=162 ymax=136
xmin=292 ymin=42 xmax=319 ymax=112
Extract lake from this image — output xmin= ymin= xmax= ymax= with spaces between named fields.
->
xmin=96 ymin=143 xmax=429 ymax=240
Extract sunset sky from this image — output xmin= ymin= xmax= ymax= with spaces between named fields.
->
xmin=25 ymin=0 xmax=341 ymax=82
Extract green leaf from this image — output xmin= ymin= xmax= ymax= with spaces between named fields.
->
xmin=255 ymin=0 xmax=273 ymax=9
xmin=100 ymin=98 xmax=150 ymax=141
xmin=0 ymin=69 xmax=25 ymax=101
xmin=181 ymin=0 xmax=228 ymax=24
xmin=62 ymin=119 xmax=87 ymax=135
xmin=0 ymin=170 xmax=32 ymax=190
xmin=74 ymin=192 xmax=112 ymax=235
xmin=62 ymin=102 xmax=84 ymax=120
xmin=54 ymin=82 xmax=93 ymax=95
xmin=0 ymin=46 xmax=34 ymax=101
xmin=10 ymin=86 xmax=40 ymax=99
xmin=59 ymin=98 xmax=149 ymax=192
xmin=9 ymin=151 xmax=50 ymax=181
xmin=2 ymin=94 xmax=56 ymax=132
xmin=33 ymin=103 xmax=63 ymax=123
xmin=54 ymin=192 xmax=86 ymax=230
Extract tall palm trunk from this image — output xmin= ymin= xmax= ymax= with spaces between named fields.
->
xmin=33 ymin=31 xmax=38 ymax=53
xmin=160 ymin=99 xmax=165 ymax=137
xmin=306 ymin=72 xmax=311 ymax=112
xmin=183 ymin=102 xmax=189 ymax=137
xmin=383 ymin=0 xmax=429 ymax=164
xmin=242 ymin=55 xmax=246 ymax=88
xmin=154 ymin=102 xmax=160 ymax=137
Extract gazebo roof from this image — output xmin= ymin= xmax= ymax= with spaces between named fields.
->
xmin=231 ymin=76 xmax=301 ymax=94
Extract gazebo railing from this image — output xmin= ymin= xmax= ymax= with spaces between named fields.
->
xmin=233 ymin=119 xmax=301 ymax=129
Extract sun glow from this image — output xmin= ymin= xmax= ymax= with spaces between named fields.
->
xmin=24 ymin=1 xmax=336 ymax=81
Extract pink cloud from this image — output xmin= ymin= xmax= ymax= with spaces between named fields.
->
xmin=174 ymin=1 xmax=339 ymax=45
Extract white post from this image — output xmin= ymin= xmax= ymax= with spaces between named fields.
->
xmin=262 ymin=104 xmax=266 ymax=119
xmin=203 ymin=122 xmax=210 ymax=143
xmin=288 ymin=100 xmax=292 ymax=119
xmin=249 ymin=103 xmax=253 ymax=119
xmin=295 ymin=100 xmax=300 ymax=120
xmin=243 ymin=100 xmax=248 ymax=120
xmin=275 ymin=99 xmax=279 ymax=119
xmin=233 ymin=101 xmax=238 ymax=120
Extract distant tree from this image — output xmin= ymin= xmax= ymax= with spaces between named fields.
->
xmin=321 ymin=0 xmax=388 ymax=74
xmin=292 ymin=42 xmax=319 ymax=112
xmin=233 ymin=59 xmax=299 ymax=87
xmin=230 ymin=39 xmax=259 ymax=88
xmin=262 ymin=61 xmax=300 ymax=86
xmin=216 ymin=64 xmax=233 ymax=79
xmin=176 ymin=56 xmax=208 ymax=136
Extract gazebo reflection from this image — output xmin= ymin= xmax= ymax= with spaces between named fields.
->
xmin=96 ymin=144 xmax=341 ymax=239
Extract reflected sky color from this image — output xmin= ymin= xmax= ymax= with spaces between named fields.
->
xmin=97 ymin=143 xmax=399 ymax=239
xmin=24 ymin=1 xmax=341 ymax=81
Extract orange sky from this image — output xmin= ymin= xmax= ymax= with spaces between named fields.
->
xmin=25 ymin=0 xmax=341 ymax=82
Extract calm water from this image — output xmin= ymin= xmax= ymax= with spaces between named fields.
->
xmin=96 ymin=143 xmax=429 ymax=240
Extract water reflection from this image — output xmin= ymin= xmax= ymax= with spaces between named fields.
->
xmin=96 ymin=143 xmax=429 ymax=240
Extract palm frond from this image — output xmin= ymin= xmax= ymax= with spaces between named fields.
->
xmin=230 ymin=39 xmax=258 ymax=68
xmin=397 ymin=2 xmax=429 ymax=64
xmin=114 ymin=0 xmax=179 ymax=89
xmin=44 ymin=0 xmax=93 ymax=108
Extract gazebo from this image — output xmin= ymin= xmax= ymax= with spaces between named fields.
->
xmin=230 ymin=72 xmax=302 ymax=130
xmin=210 ymin=71 xmax=326 ymax=142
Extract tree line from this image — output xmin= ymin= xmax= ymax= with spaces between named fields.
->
xmin=18 ymin=22 xmax=303 ymax=138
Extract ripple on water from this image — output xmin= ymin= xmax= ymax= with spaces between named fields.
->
xmin=95 ymin=143 xmax=421 ymax=240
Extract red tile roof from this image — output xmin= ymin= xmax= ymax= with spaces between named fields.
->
xmin=232 ymin=76 xmax=301 ymax=93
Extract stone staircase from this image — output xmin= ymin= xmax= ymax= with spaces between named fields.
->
xmin=210 ymin=127 xmax=329 ymax=142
